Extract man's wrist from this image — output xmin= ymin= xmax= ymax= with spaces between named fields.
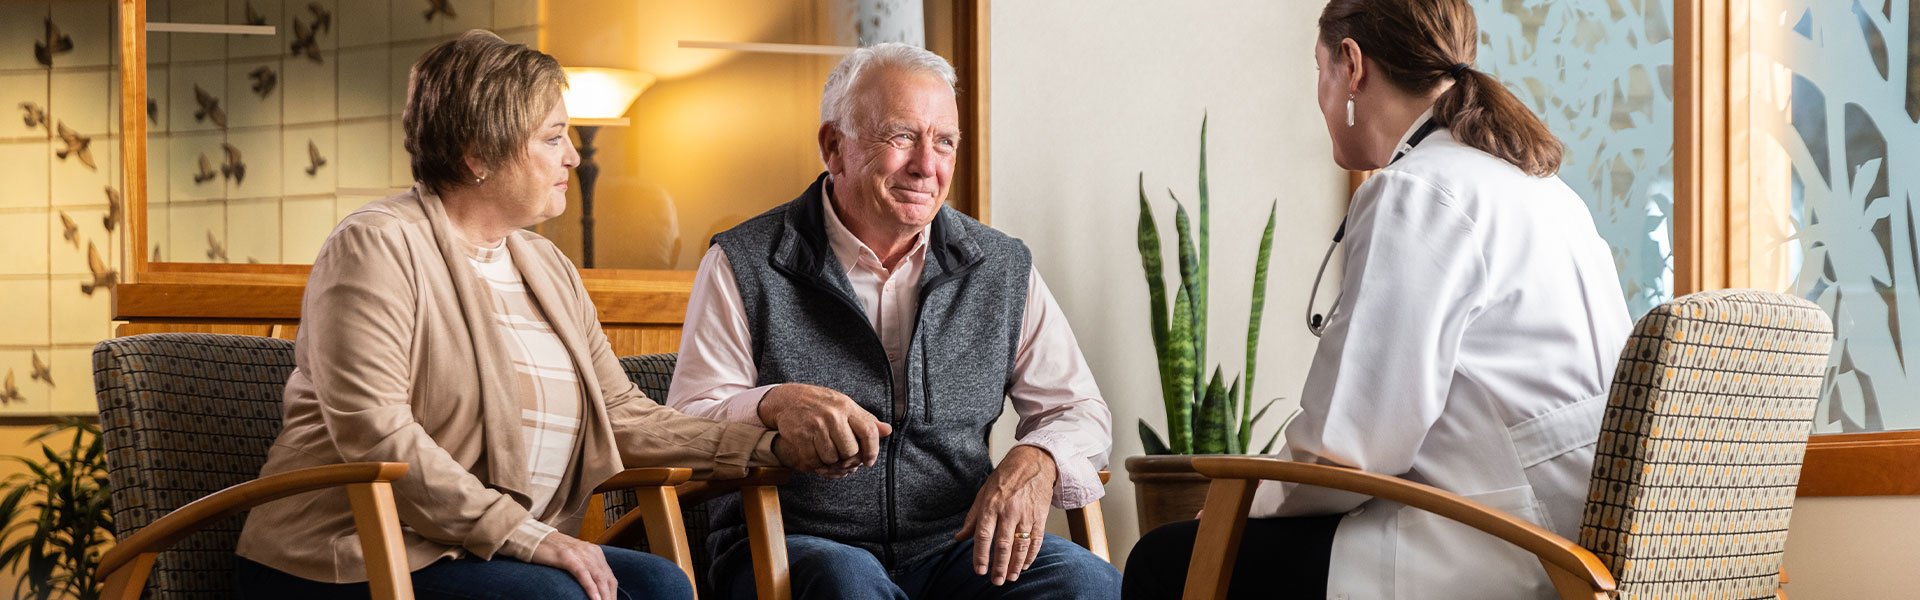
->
xmin=756 ymin=384 xmax=785 ymax=427
xmin=1007 ymin=444 xmax=1058 ymax=486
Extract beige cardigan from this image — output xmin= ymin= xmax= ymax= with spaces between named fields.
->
xmin=235 ymin=186 xmax=776 ymax=583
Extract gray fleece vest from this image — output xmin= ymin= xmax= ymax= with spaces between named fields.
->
xmin=706 ymin=173 xmax=1032 ymax=572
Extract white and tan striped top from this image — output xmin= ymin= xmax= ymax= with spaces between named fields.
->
xmin=465 ymin=240 xmax=582 ymax=560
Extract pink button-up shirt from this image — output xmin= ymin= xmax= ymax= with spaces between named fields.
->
xmin=668 ymin=190 xmax=1111 ymax=509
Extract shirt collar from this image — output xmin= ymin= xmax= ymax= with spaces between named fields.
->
xmin=1391 ymin=107 xmax=1438 ymax=160
xmin=820 ymin=177 xmax=932 ymax=271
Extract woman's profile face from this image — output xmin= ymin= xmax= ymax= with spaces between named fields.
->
xmin=490 ymin=98 xmax=578 ymax=227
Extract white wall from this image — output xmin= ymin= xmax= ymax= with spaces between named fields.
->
xmin=986 ymin=1 xmax=1345 ymax=568
xmin=1781 ymin=497 xmax=1920 ymax=598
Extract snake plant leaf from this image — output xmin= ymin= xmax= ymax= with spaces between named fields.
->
xmin=1137 ymin=173 xmax=1170 ymax=363
xmin=1171 ymin=195 xmax=1203 ymax=404
xmin=1138 ymin=419 xmax=1172 ymax=455
xmin=1259 ymin=407 xmax=1305 ymax=454
xmin=1225 ymin=375 xmax=1243 ymax=454
xmin=1137 ymin=173 xmax=1179 ymax=421
xmin=1249 ymin=395 xmax=1286 ymax=427
xmin=1258 ymin=426 xmax=1284 ymax=455
xmin=1240 ymin=201 xmax=1277 ymax=448
xmin=1193 ymin=367 xmax=1229 ymax=454
xmin=1168 ymin=285 xmax=1197 ymax=453
xmin=1194 ymin=114 xmax=1210 ymax=391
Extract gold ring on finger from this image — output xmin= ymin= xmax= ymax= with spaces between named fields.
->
xmin=1015 ymin=531 xmax=1031 ymax=540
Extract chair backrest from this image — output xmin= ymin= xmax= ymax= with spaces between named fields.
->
xmin=601 ymin=353 xmax=721 ymax=596
xmin=1579 ymin=290 xmax=1834 ymax=598
xmin=94 ymin=333 xmax=294 ymax=600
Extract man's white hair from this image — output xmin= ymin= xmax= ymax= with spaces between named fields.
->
xmin=819 ymin=42 xmax=958 ymax=135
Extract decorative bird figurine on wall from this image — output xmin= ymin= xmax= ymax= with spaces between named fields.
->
xmin=29 ymin=351 xmax=51 ymax=388
xmin=55 ymin=121 xmax=95 ymax=170
xmin=1 ymin=370 xmax=23 ymax=404
xmin=59 ymin=212 xmax=78 ymax=247
xmin=193 ymin=85 xmax=227 ymax=128
xmin=221 ymin=143 xmax=246 ymax=185
xmin=19 ymin=102 xmax=48 ymax=130
xmin=147 ymin=97 xmax=158 ymax=124
xmin=244 ymin=1 xmax=268 ymax=26
xmin=151 ymin=244 xmax=162 ymax=262
xmin=104 ymin=186 xmax=122 ymax=232
xmin=308 ymin=2 xmax=333 ymax=33
xmin=193 ymin=153 xmax=218 ymax=184
xmin=35 ymin=17 xmax=74 ymax=67
xmin=249 ymin=66 xmax=278 ymax=98
xmin=290 ymin=17 xmax=322 ymax=64
xmin=305 ymin=139 xmax=327 ymax=176
xmin=424 ymin=0 xmax=457 ymax=21
xmin=82 ymin=240 xmax=117 ymax=296
xmin=206 ymin=230 xmax=229 ymax=263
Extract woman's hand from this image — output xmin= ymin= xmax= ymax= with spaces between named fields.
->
xmin=529 ymin=533 xmax=617 ymax=600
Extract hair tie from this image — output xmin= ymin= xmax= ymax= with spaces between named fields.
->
xmin=1447 ymin=63 xmax=1471 ymax=79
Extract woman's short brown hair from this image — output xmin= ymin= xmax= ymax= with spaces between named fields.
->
xmin=403 ymin=29 xmax=566 ymax=193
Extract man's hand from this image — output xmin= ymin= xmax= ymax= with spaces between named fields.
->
xmin=955 ymin=445 xmax=1057 ymax=586
xmin=759 ymin=383 xmax=891 ymax=479
xmin=528 ymin=532 xmax=617 ymax=600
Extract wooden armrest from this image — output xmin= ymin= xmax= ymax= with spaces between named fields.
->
xmin=677 ymin=467 xmax=794 ymax=505
xmin=1066 ymin=470 xmax=1112 ymax=563
xmin=593 ymin=467 xmax=693 ymax=493
xmin=1186 ymin=457 xmax=1615 ymax=600
xmin=98 ymin=462 xmax=412 ymax=600
xmin=594 ymin=467 xmax=793 ymax=600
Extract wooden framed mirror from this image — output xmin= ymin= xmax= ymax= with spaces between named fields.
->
xmin=112 ymin=0 xmax=990 ymax=354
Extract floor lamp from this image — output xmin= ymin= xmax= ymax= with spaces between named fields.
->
xmin=561 ymin=67 xmax=654 ymax=268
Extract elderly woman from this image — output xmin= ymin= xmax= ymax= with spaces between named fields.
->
xmin=233 ymin=30 xmax=794 ymax=600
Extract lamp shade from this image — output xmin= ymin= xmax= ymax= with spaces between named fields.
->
xmin=562 ymin=67 xmax=654 ymax=126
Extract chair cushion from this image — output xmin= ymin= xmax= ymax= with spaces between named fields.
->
xmin=1578 ymin=290 xmax=1834 ymax=598
xmin=603 ymin=353 xmax=718 ymax=597
xmin=94 ymin=333 xmax=295 ymax=599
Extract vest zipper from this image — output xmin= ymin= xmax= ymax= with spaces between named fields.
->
xmin=787 ymin=273 xmax=904 ymax=570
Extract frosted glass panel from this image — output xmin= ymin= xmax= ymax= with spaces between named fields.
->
xmin=1750 ymin=0 xmax=1920 ymax=433
xmin=1472 ymin=0 xmax=1677 ymax=317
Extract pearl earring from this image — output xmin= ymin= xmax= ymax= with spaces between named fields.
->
xmin=1346 ymin=93 xmax=1356 ymax=127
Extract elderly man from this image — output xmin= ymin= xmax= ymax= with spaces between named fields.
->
xmin=667 ymin=43 xmax=1120 ymax=599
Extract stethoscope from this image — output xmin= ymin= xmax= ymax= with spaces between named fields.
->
xmin=1305 ymin=117 xmax=1445 ymax=337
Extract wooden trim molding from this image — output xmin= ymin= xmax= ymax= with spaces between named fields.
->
xmin=1797 ymin=431 xmax=1920 ymax=497
xmin=1672 ymin=0 xmax=1732 ymax=296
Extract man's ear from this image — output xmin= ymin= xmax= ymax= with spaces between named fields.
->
xmin=818 ymin=122 xmax=845 ymax=176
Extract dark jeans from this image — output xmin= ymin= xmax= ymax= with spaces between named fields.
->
xmin=712 ymin=533 xmax=1122 ymax=600
xmin=1121 ymin=516 xmax=1341 ymax=600
xmin=233 ymin=545 xmax=693 ymax=600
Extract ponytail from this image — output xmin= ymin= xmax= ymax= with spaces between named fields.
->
xmin=1433 ymin=69 xmax=1563 ymax=177
xmin=1320 ymin=0 xmax=1564 ymax=177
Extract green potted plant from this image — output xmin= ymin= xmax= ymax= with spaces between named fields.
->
xmin=0 ymin=417 xmax=113 ymax=600
xmin=1125 ymin=115 xmax=1296 ymax=533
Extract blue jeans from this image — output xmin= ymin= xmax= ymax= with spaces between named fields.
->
xmin=233 ymin=545 xmax=693 ymax=600
xmin=711 ymin=533 xmax=1121 ymax=600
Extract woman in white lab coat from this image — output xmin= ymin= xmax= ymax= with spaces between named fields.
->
xmin=1122 ymin=1 xmax=1632 ymax=598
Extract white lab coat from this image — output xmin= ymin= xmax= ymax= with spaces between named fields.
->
xmin=1251 ymin=115 xmax=1632 ymax=600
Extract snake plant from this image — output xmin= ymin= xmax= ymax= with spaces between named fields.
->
xmin=1137 ymin=115 xmax=1289 ymax=455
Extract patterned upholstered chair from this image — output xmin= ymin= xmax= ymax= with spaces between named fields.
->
xmin=92 ymin=334 xmax=702 ymax=599
xmin=595 ymin=353 xmax=1115 ymax=600
xmin=92 ymin=333 xmax=412 ymax=599
xmin=1180 ymin=289 xmax=1835 ymax=600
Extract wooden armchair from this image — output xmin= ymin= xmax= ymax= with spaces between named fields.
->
xmin=595 ymin=353 xmax=1114 ymax=600
xmin=1182 ymin=290 xmax=1835 ymax=600
xmin=92 ymin=334 xmax=416 ymax=599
